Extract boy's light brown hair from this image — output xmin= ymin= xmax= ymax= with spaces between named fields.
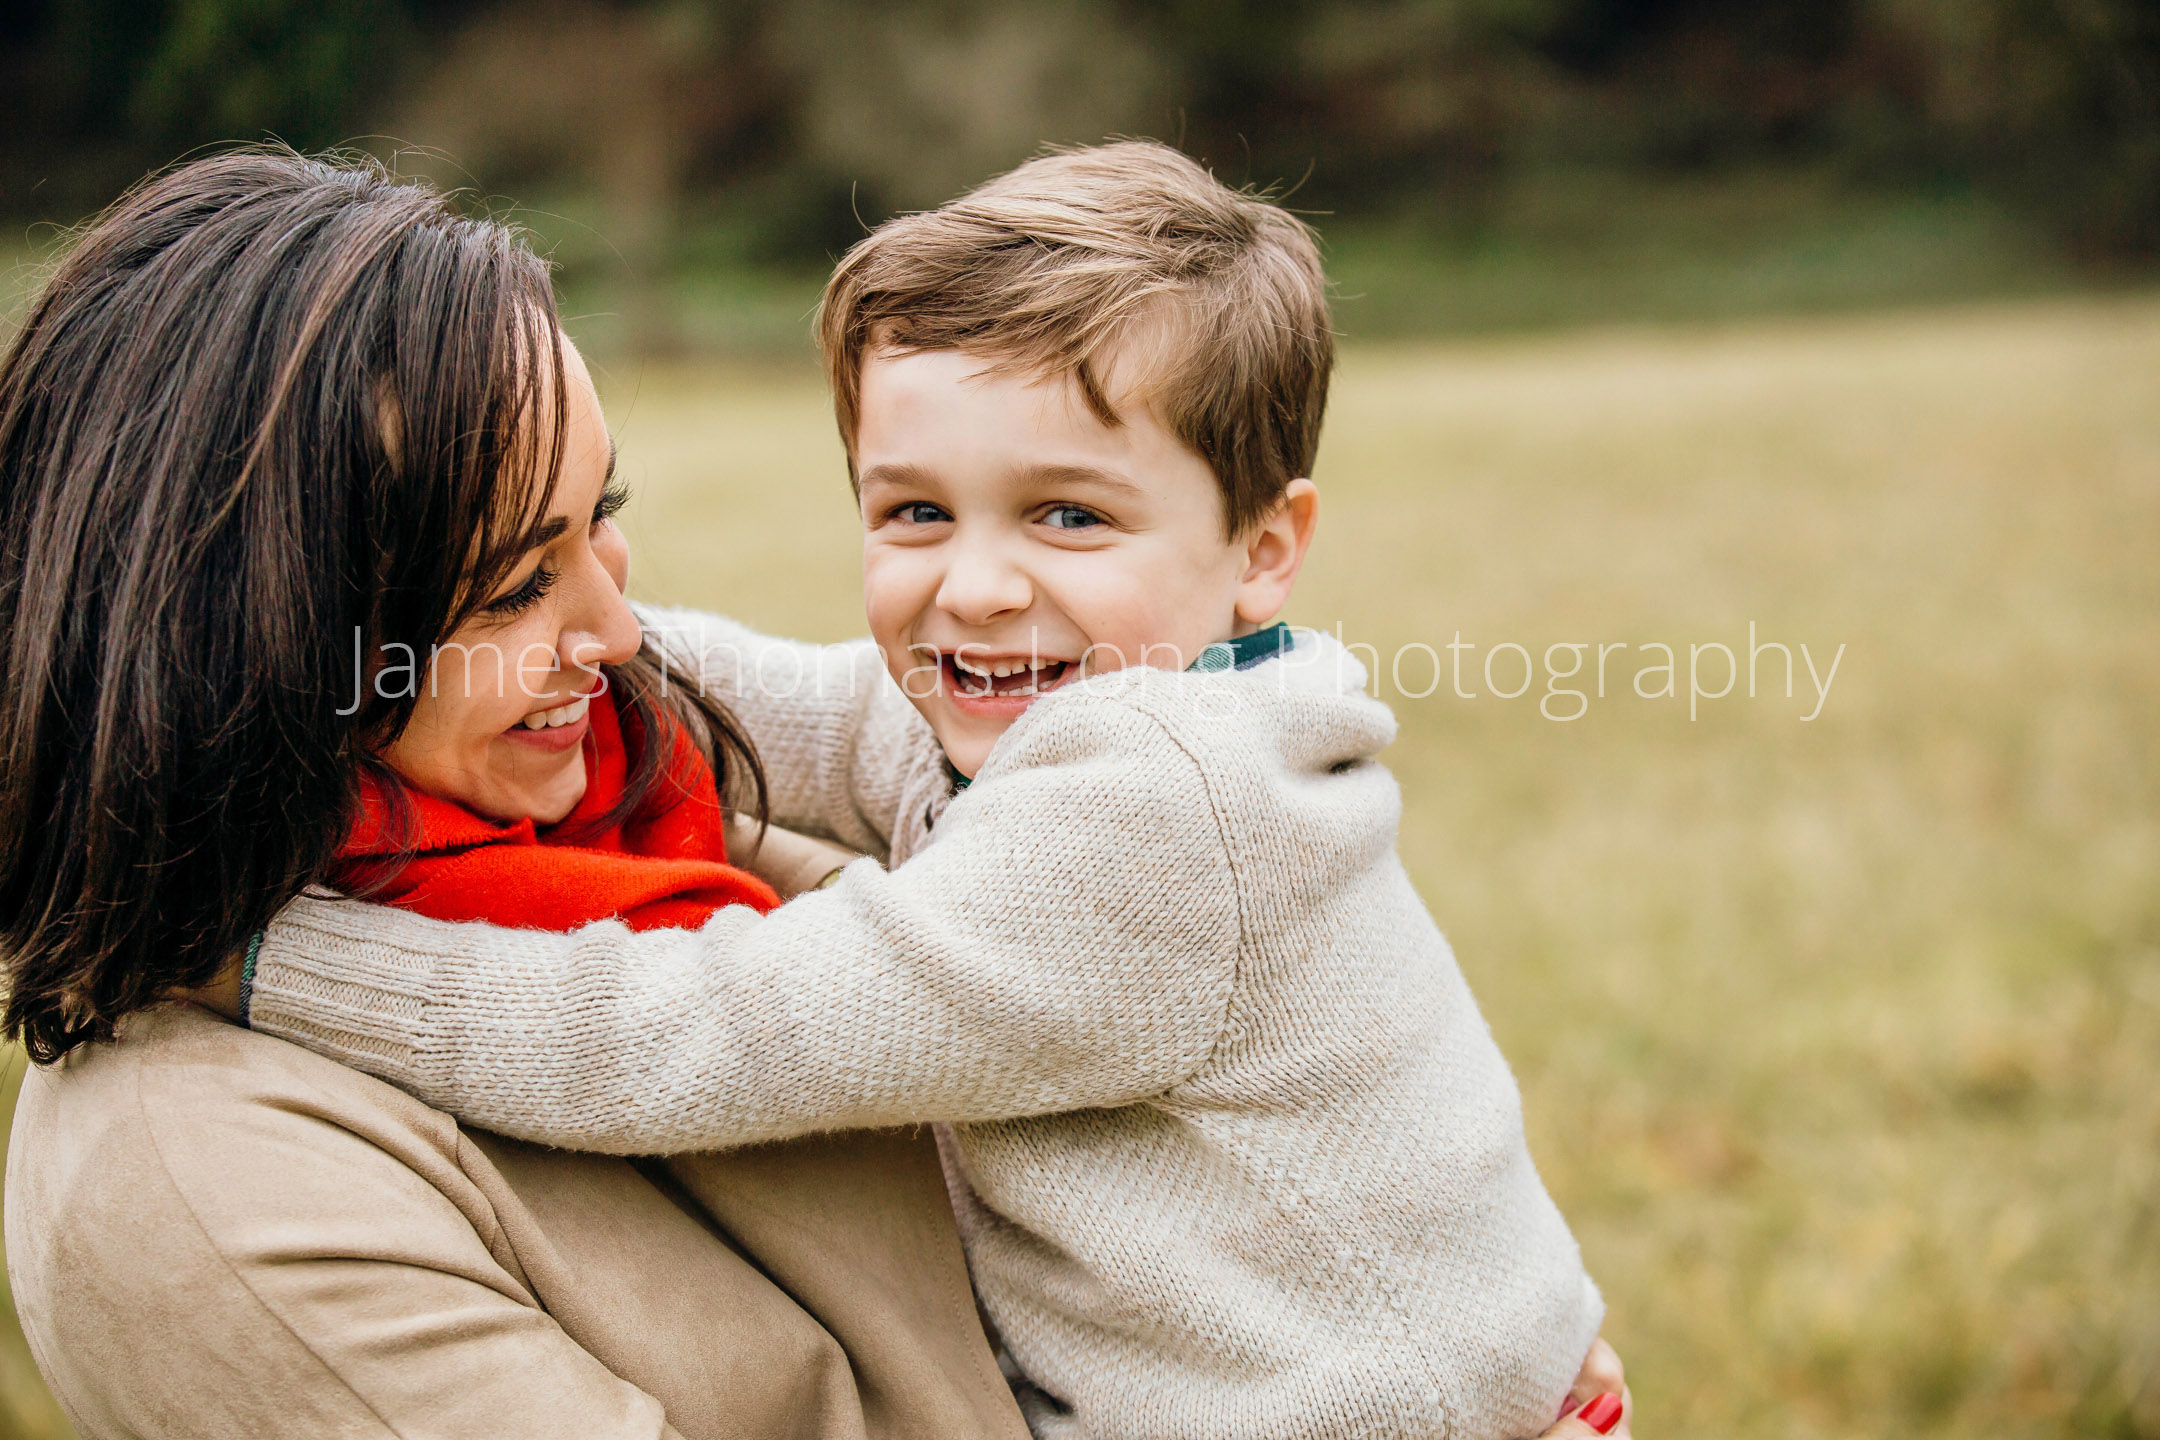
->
xmin=817 ymin=141 xmax=1334 ymax=534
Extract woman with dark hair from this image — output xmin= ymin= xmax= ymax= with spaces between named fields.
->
xmin=0 ymin=150 xmax=1025 ymax=1439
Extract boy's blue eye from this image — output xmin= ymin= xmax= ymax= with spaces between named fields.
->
xmin=1043 ymin=505 xmax=1104 ymax=531
xmin=896 ymin=502 xmax=952 ymax=525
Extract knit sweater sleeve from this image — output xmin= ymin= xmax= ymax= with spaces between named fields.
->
xmin=248 ymin=694 xmax=1242 ymax=1153
xmin=634 ymin=605 xmax=931 ymax=856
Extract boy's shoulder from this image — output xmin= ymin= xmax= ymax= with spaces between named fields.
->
xmin=1072 ymin=628 xmax=1392 ymax=749
xmin=977 ymin=629 xmax=1399 ymax=811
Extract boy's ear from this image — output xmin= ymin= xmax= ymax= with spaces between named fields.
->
xmin=1234 ymin=479 xmax=1319 ymax=627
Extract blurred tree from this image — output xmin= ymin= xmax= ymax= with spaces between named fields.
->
xmin=1526 ymin=0 xmax=1899 ymax=164
xmin=1880 ymin=0 xmax=2160 ymax=253
xmin=386 ymin=1 xmax=753 ymax=350
xmin=0 ymin=0 xmax=445 ymax=215
xmin=126 ymin=0 xmax=417 ymax=147
xmin=766 ymin=0 xmax=1171 ymax=215
xmin=1163 ymin=0 xmax=1559 ymax=212
xmin=2 ymin=0 xmax=2156 ymax=261
xmin=3 ymin=0 xmax=175 ymax=213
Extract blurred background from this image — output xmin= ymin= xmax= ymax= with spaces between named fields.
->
xmin=2 ymin=2 xmax=2157 ymax=1438
xmin=7 ymin=0 xmax=2160 ymax=348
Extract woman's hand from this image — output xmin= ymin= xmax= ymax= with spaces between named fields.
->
xmin=1537 ymin=1336 xmax=1632 ymax=1438
xmin=723 ymin=814 xmax=862 ymax=900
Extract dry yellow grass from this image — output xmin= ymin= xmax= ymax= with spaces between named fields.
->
xmin=2 ymin=294 xmax=2155 ymax=1438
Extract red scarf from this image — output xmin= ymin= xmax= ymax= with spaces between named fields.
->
xmin=336 ymin=691 xmax=779 ymax=929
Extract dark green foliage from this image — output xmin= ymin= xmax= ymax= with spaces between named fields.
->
xmin=1 ymin=0 xmax=2155 ymax=258
xmin=123 ymin=0 xmax=417 ymax=149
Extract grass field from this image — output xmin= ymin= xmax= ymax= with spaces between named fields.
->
xmin=2 ymin=292 xmax=2156 ymax=1437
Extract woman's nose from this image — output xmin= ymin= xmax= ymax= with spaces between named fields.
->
xmin=561 ymin=558 xmax=644 ymax=675
xmin=934 ymin=532 xmax=1032 ymax=626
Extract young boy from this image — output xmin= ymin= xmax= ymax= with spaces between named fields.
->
xmin=249 ymin=143 xmax=1611 ymax=1438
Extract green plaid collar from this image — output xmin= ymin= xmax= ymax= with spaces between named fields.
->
xmin=1191 ymin=622 xmax=1295 ymax=674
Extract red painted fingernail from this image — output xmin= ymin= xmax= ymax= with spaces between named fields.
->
xmin=1579 ymin=1392 xmax=1624 ymax=1434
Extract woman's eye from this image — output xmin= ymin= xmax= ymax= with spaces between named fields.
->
xmin=895 ymin=502 xmax=952 ymax=525
xmin=594 ymin=480 xmax=631 ymax=526
xmin=483 ymin=562 xmax=560 ymax=618
xmin=1042 ymin=504 xmax=1104 ymax=531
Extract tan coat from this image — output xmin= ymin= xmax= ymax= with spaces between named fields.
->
xmin=5 ymin=1003 xmax=1027 ymax=1440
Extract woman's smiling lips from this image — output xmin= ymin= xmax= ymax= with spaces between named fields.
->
xmin=501 ymin=692 xmax=594 ymax=753
xmin=941 ymin=652 xmax=1077 ymax=718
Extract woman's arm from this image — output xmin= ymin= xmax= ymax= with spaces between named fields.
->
xmin=249 ymin=693 xmax=1241 ymax=1153
xmin=636 ymin=606 xmax=936 ymax=855
xmin=723 ymin=815 xmax=859 ymax=898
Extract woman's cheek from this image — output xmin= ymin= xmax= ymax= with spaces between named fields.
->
xmin=382 ymin=695 xmax=468 ymax=800
xmin=423 ymin=629 xmax=529 ymax=738
xmin=428 ymin=648 xmax=487 ymax=724
xmin=594 ymin=524 xmax=631 ymax=591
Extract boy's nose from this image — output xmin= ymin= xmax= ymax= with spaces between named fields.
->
xmin=934 ymin=535 xmax=1033 ymax=626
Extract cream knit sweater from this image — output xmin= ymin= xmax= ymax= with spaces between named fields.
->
xmin=251 ymin=611 xmax=1602 ymax=1440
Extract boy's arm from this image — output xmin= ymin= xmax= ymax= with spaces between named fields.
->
xmin=248 ymin=696 xmax=1241 ymax=1154
xmin=635 ymin=605 xmax=935 ymax=856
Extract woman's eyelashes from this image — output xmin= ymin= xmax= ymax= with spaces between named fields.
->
xmin=595 ymin=480 xmax=630 ymax=524
xmin=483 ymin=561 xmax=560 ymax=618
xmin=483 ymin=482 xmax=626 ymax=618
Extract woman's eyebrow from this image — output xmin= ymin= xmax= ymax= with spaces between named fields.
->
xmin=511 ymin=438 xmax=620 ymax=550
xmin=517 ymin=515 xmax=573 ymax=549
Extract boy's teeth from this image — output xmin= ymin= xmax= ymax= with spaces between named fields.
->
xmin=520 ymin=695 xmax=591 ymax=731
xmin=956 ymin=657 xmax=1050 ymax=678
xmin=949 ymin=655 xmax=1067 ymax=698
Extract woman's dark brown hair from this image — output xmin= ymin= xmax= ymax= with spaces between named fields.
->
xmin=0 ymin=149 xmax=765 ymax=1062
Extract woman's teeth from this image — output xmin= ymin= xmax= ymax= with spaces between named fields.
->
xmin=519 ymin=695 xmax=591 ymax=731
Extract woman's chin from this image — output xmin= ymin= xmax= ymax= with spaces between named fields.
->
xmin=453 ymin=746 xmax=589 ymax=828
xmin=522 ymin=770 xmax=590 ymax=829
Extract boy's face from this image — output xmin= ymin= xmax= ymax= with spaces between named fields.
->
xmin=856 ymin=345 xmax=1315 ymax=777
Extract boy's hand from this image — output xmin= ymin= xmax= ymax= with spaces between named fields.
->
xmin=1539 ymin=1336 xmax=1631 ymax=1438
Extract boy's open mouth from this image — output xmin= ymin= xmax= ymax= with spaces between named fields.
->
xmin=943 ymin=654 xmax=1075 ymax=700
